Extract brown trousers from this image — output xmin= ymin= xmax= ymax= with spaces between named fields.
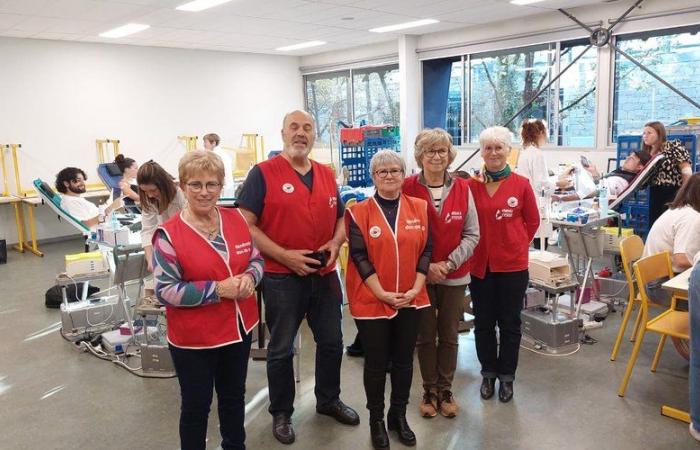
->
xmin=416 ymin=284 xmax=466 ymax=391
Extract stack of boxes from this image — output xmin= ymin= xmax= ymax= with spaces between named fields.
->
xmin=340 ymin=125 xmax=400 ymax=187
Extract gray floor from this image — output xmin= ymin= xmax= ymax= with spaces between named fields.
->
xmin=0 ymin=238 xmax=696 ymax=450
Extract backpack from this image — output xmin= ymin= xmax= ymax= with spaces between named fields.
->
xmin=45 ymin=284 xmax=101 ymax=308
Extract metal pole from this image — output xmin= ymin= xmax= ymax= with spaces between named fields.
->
xmin=453 ymin=148 xmax=481 ymax=172
xmin=612 ymin=43 xmax=700 ymax=110
xmin=504 ymin=44 xmax=593 ymax=127
xmin=607 ymin=0 xmax=645 ymax=33
xmin=557 ymin=8 xmax=595 ymax=34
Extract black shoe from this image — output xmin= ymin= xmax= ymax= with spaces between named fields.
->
xmin=387 ymin=411 xmax=416 ymax=446
xmin=346 ymin=335 xmax=364 ymax=357
xmin=480 ymin=377 xmax=496 ymax=400
xmin=272 ymin=413 xmax=295 ymax=445
xmin=498 ymin=381 xmax=514 ymax=403
xmin=370 ymin=419 xmax=390 ymax=450
xmin=317 ymin=399 xmax=360 ymax=425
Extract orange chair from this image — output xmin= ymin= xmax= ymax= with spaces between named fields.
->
xmin=617 ymin=251 xmax=689 ymax=397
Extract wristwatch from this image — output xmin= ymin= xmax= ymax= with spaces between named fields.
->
xmin=446 ymin=261 xmax=456 ymax=272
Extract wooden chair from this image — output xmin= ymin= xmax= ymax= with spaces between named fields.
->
xmin=610 ymin=235 xmax=664 ymax=360
xmin=617 ymin=251 xmax=689 ymax=397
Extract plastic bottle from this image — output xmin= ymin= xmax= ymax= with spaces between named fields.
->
xmin=110 ymin=210 xmax=119 ymax=230
xmin=98 ymin=204 xmax=106 ymax=223
xmin=598 ymin=185 xmax=608 ymax=218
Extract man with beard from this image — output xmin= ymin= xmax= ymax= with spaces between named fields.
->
xmin=55 ymin=167 xmax=122 ymax=228
xmin=237 ymin=110 xmax=359 ymax=445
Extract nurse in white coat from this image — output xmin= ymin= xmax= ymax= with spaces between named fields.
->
xmin=516 ymin=119 xmax=554 ymax=250
xmin=204 ymin=132 xmax=236 ymax=199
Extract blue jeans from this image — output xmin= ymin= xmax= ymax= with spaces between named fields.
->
xmin=262 ymin=271 xmax=344 ymax=415
xmin=689 ymin=262 xmax=700 ymax=430
xmin=169 ymin=332 xmax=252 ymax=450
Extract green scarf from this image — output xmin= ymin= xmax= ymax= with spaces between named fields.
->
xmin=478 ymin=164 xmax=512 ymax=183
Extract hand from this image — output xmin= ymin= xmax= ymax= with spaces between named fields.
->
xmin=317 ymin=239 xmax=341 ymax=268
xmin=282 ymin=249 xmax=320 ymax=276
xmin=395 ymin=289 xmax=419 ymax=309
xmin=118 ymin=180 xmax=129 ymax=191
xmin=233 ymin=273 xmax=255 ymax=299
xmin=427 ymin=262 xmax=448 ymax=283
xmin=217 ymin=277 xmax=242 ymax=299
xmin=378 ymin=291 xmax=404 ymax=308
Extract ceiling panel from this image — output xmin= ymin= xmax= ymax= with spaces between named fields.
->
xmin=0 ymin=0 xmax=607 ymax=55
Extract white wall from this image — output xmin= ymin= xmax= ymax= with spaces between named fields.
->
xmin=0 ymin=37 xmax=302 ymax=245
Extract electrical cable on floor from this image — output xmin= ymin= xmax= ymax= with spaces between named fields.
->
xmin=520 ymin=342 xmax=581 ymax=357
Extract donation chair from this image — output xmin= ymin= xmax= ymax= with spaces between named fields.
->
xmin=97 ymin=163 xmax=140 ymax=214
xmin=34 ymin=179 xmax=92 ymax=251
xmin=617 ymin=251 xmax=689 ymax=397
xmin=609 ymin=153 xmax=664 ymax=211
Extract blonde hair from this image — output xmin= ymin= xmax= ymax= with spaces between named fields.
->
xmin=413 ymin=128 xmax=456 ymax=169
xmin=178 ymin=150 xmax=225 ymax=186
xmin=479 ymin=126 xmax=513 ymax=149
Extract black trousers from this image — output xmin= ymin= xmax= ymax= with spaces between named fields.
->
xmin=262 ymin=272 xmax=344 ymax=415
xmin=469 ymin=270 xmax=528 ymax=382
xmin=649 ymin=184 xmax=677 ymax=227
xmin=355 ymin=308 xmax=419 ymax=421
xmin=169 ymin=332 xmax=252 ymax=450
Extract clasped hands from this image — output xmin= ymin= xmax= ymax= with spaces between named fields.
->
xmin=282 ymin=239 xmax=341 ymax=276
xmin=378 ymin=288 xmax=420 ymax=310
xmin=217 ymin=273 xmax=255 ymax=300
xmin=427 ymin=261 xmax=450 ymax=284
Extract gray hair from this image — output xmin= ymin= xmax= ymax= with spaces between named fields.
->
xmin=413 ymin=128 xmax=456 ymax=169
xmin=479 ymin=126 xmax=513 ymax=149
xmin=178 ymin=150 xmax=225 ymax=185
xmin=369 ymin=150 xmax=405 ymax=175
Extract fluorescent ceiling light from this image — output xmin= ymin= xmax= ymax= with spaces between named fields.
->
xmin=510 ymin=0 xmax=546 ymax=5
xmin=99 ymin=23 xmax=149 ymax=38
xmin=276 ymin=41 xmax=326 ymax=51
xmin=176 ymin=0 xmax=233 ymax=12
xmin=369 ymin=19 xmax=438 ymax=33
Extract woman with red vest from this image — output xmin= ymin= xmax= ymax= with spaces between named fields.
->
xmin=153 ymin=151 xmax=262 ymax=450
xmin=467 ymin=126 xmax=539 ymax=404
xmin=345 ymin=150 xmax=431 ymax=450
xmin=402 ymin=128 xmax=480 ymax=419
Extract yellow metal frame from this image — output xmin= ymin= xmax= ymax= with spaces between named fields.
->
xmin=233 ymin=133 xmax=263 ymax=177
xmin=178 ymin=135 xmax=198 ymax=152
xmin=1 ymin=143 xmax=42 ymax=257
xmin=96 ymin=139 xmax=120 ymax=164
xmin=660 ymin=405 xmax=690 ymax=423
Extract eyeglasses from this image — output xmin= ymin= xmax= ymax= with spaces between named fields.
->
xmin=186 ymin=181 xmax=222 ymax=192
xmin=425 ymin=149 xmax=448 ymax=158
xmin=374 ymin=168 xmax=404 ymax=179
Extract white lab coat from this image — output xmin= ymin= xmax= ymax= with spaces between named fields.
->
xmin=212 ymin=146 xmax=236 ymax=199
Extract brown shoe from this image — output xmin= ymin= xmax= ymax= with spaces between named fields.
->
xmin=439 ymin=390 xmax=458 ymax=418
xmin=419 ymin=390 xmax=438 ymax=418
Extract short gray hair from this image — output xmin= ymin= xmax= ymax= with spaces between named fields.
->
xmin=414 ymin=128 xmax=456 ymax=169
xmin=479 ymin=126 xmax=513 ymax=149
xmin=282 ymin=109 xmax=315 ymax=130
xmin=369 ymin=150 xmax=405 ymax=175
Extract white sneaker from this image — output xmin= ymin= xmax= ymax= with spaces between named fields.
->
xmin=690 ymin=423 xmax=700 ymax=442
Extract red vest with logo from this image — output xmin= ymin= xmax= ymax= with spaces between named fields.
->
xmin=158 ymin=208 xmax=259 ymax=348
xmin=466 ymin=174 xmax=539 ymax=279
xmin=258 ymin=156 xmax=338 ymax=275
xmin=402 ymin=174 xmax=471 ymax=280
xmin=344 ymin=194 xmax=431 ymax=319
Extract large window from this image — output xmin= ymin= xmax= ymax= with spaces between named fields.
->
xmin=556 ymin=41 xmax=597 ymax=146
xmin=304 ymin=64 xmax=399 ymax=157
xmin=424 ymin=41 xmax=595 ymax=147
xmin=612 ymin=26 xmax=700 ymax=141
xmin=470 ymin=44 xmax=553 ymax=142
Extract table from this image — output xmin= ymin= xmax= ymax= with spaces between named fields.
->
xmin=660 ymin=267 xmax=691 ymax=424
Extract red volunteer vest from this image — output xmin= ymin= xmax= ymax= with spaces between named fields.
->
xmin=258 ymin=156 xmax=338 ymax=275
xmin=466 ymin=174 xmax=539 ymax=279
xmin=158 ymin=208 xmax=259 ymax=348
xmin=344 ymin=194 xmax=431 ymax=319
xmin=402 ymin=173 xmax=471 ymax=280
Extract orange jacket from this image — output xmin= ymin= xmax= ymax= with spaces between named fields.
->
xmin=344 ymin=194 xmax=430 ymax=319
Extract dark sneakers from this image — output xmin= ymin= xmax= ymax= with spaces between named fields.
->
xmin=272 ymin=413 xmax=295 ymax=445
xmin=316 ymin=399 xmax=360 ymax=425
xmin=480 ymin=377 xmax=496 ymax=400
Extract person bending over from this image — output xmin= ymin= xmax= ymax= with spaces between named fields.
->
xmin=55 ymin=167 xmax=122 ymax=228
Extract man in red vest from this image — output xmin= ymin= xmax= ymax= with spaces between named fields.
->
xmin=237 ymin=110 xmax=359 ymax=445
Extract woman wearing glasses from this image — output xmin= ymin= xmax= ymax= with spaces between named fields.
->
xmin=152 ymin=151 xmax=263 ymax=450
xmin=402 ymin=128 xmax=479 ymax=419
xmin=467 ymin=127 xmax=539 ymax=403
xmin=344 ymin=150 xmax=431 ymax=450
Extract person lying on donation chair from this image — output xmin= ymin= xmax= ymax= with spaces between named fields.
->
xmin=552 ymin=149 xmax=651 ymax=202
xmin=55 ymin=167 xmax=122 ymax=229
